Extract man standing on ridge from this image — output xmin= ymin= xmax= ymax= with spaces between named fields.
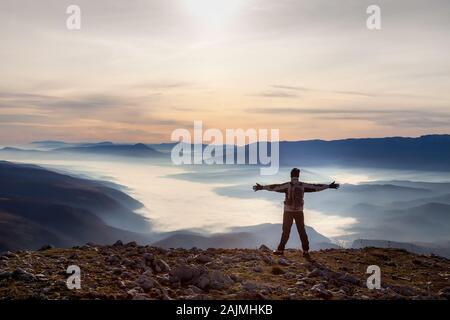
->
xmin=253 ymin=168 xmax=339 ymax=258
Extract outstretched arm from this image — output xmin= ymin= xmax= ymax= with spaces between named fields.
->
xmin=253 ymin=183 xmax=289 ymax=193
xmin=304 ymin=181 xmax=340 ymax=192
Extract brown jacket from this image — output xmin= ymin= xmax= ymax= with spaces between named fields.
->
xmin=262 ymin=177 xmax=329 ymax=212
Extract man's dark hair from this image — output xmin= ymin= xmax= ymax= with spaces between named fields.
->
xmin=290 ymin=168 xmax=300 ymax=178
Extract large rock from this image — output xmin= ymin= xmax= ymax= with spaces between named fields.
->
xmin=196 ymin=254 xmax=213 ymax=264
xmin=169 ymin=264 xmax=207 ymax=283
xmin=193 ymin=270 xmax=234 ymax=290
xmin=0 ymin=271 xmax=13 ymax=279
xmin=136 ymin=276 xmax=158 ymax=291
xmin=338 ymin=272 xmax=362 ymax=286
xmin=12 ymin=268 xmax=36 ymax=282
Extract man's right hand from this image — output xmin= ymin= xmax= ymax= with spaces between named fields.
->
xmin=253 ymin=183 xmax=263 ymax=191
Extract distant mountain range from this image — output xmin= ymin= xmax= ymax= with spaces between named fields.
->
xmin=352 ymin=239 xmax=450 ymax=258
xmin=276 ymin=134 xmax=450 ymax=170
xmin=55 ymin=143 xmax=163 ymax=158
xmin=152 ymin=134 xmax=450 ymax=171
xmin=2 ymin=134 xmax=450 ymax=169
xmin=0 ymin=161 xmax=155 ymax=251
xmin=153 ymin=224 xmax=339 ymax=251
xmin=0 ymin=142 xmax=164 ymax=159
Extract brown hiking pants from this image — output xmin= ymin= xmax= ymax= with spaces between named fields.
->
xmin=277 ymin=210 xmax=310 ymax=252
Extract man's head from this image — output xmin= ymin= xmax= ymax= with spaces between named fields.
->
xmin=290 ymin=168 xmax=300 ymax=178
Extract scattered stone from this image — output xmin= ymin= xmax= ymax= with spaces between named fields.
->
xmin=113 ymin=240 xmax=124 ymax=247
xmin=261 ymin=255 xmax=275 ymax=265
xmin=196 ymin=254 xmax=213 ymax=264
xmin=169 ymin=264 xmax=207 ymax=283
xmin=126 ymin=288 xmax=143 ymax=298
xmin=122 ymin=258 xmax=134 ymax=267
xmin=391 ymin=285 xmax=417 ymax=297
xmin=205 ymin=262 xmax=221 ymax=269
xmin=126 ymin=241 xmax=138 ymax=247
xmin=143 ymin=253 xmax=154 ymax=263
xmin=106 ymin=254 xmax=120 ymax=264
xmin=132 ymin=293 xmax=151 ymax=300
xmin=69 ymin=252 xmax=80 ymax=259
xmin=259 ymin=245 xmax=272 ymax=253
xmin=283 ymin=272 xmax=296 ymax=279
xmin=4 ymin=251 xmax=18 ymax=259
xmin=222 ymin=256 xmax=233 ymax=264
xmin=229 ymin=274 xmax=241 ymax=282
xmin=86 ymin=242 xmax=98 ymax=247
xmin=278 ymin=258 xmax=290 ymax=266
xmin=338 ymin=272 xmax=362 ymax=286
xmin=307 ymin=268 xmax=322 ymax=277
xmin=242 ymin=281 xmax=260 ymax=291
xmin=311 ymin=284 xmax=333 ymax=299
xmin=34 ymin=273 xmax=48 ymax=281
xmin=188 ymin=285 xmax=203 ymax=294
xmin=155 ymin=274 xmax=171 ymax=286
xmin=237 ymin=253 xmax=260 ymax=262
xmin=136 ymin=274 xmax=158 ymax=291
xmin=253 ymin=265 xmax=263 ymax=273
xmin=153 ymin=258 xmax=170 ymax=273
xmin=438 ymin=287 xmax=450 ymax=300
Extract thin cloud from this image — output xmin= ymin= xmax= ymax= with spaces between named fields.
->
xmin=132 ymin=81 xmax=194 ymax=90
xmin=331 ymin=90 xmax=376 ymax=98
xmin=246 ymin=107 xmax=404 ymax=114
xmin=271 ymin=85 xmax=311 ymax=91
xmin=246 ymin=107 xmax=450 ymax=129
xmin=252 ymin=90 xmax=299 ymax=98
xmin=269 ymin=85 xmax=376 ymax=98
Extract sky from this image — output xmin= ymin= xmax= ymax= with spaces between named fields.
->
xmin=0 ymin=0 xmax=449 ymax=144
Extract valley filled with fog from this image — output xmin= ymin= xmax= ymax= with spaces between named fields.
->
xmin=1 ymin=148 xmax=449 ymax=246
xmin=1 ymin=136 xmax=449 ymax=256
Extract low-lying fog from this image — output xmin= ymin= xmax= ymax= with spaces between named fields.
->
xmin=3 ymin=153 xmax=450 ymax=244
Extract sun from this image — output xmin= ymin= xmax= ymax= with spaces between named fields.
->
xmin=182 ymin=0 xmax=244 ymax=28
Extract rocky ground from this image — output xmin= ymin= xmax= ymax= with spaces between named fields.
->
xmin=0 ymin=242 xmax=449 ymax=300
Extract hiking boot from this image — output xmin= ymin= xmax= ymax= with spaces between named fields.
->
xmin=302 ymin=251 xmax=311 ymax=259
xmin=273 ymin=250 xmax=284 ymax=256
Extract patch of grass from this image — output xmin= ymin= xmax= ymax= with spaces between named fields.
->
xmin=271 ymin=266 xmax=285 ymax=275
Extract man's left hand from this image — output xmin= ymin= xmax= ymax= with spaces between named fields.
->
xmin=329 ymin=181 xmax=340 ymax=189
